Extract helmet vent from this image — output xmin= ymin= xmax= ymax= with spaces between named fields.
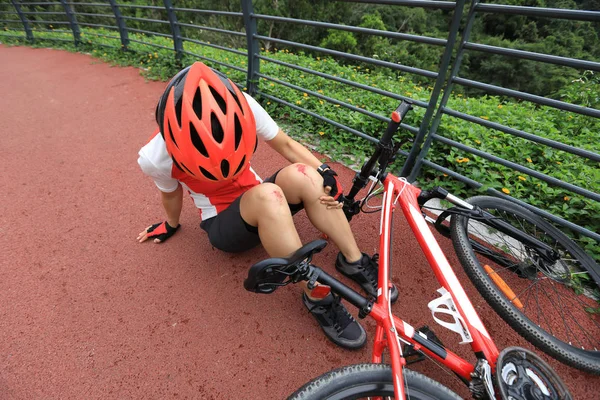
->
xmin=234 ymin=155 xmax=246 ymax=176
xmin=220 ymin=159 xmax=230 ymax=178
xmin=230 ymin=88 xmax=244 ymax=115
xmin=167 ymin=120 xmax=179 ymax=149
xmin=175 ymin=96 xmax=183 ymax=128
xmin=210 ymin=112 xmax=224 ymax=143
xmin=171 ymin=156 xmax=184 ymax=172
xmin=234 ymin=114 xmax=242 ymax=150
xmin=199 ymin=166 xmax=217 ymax=181
xmin=210 ymin=86 xmax=227 ymax=115
xmin=190 ymin=122 xmax=209 ymax=157
xmin=192 ymin=87 xmax=202 ymax=119
xmin=180 ymin=162 xmax=195 ymax=176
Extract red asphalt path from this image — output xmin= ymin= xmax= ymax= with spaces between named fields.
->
xmin=0 ymin=46 xmax=597 ymax=399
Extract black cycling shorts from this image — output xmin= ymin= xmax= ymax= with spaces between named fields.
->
xmin=199 ymin=170 xmax=304 ymax=253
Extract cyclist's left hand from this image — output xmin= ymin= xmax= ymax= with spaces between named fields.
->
xmin=318 ymin=164 xmax=343 ymax=202
xmin=319 ymin=193 xmax=343 ymax=209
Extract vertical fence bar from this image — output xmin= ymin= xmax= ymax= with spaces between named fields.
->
xmin=407 ymin=0 xmax=480 ymax=181
xmin=10 ymin=0 xmax=33 ymax=42
xmin=59 ymin=0 xmax=80 ymax=45
xmin=108 ymin=0 xmax=129 ymax=49
xmin=163 ymin=0 xmax=183 ymax=62
xmin=241 ymin=0 xmax=260 ymax=95
xmin=400 ymin=0 xmax=467 ymax=180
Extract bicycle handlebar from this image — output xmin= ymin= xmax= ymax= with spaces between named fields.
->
xmin=341 ymin=101 xmax=413 ymax=220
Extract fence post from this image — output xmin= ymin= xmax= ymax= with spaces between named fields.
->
xmin=59 ymin=0 xmax=80 ymax=46
xmin=108 ymin=0 xmax=129 ymax=50
xmin=10 ymin=0 xmax=33 ymax=42
xmin=406 ymin=0 xmax=479 ymax=182
xmin=163 ymin=0 xmax=183 ymax=63
xmin=400 ymin=0 xmax=467 ymax=180
xmin=241 ymin=0 xmax=260 ymax=95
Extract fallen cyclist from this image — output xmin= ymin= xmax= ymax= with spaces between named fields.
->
xmin=136 ymin=62 xmax=398 ymax=349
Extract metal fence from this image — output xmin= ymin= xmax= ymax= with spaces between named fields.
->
xmin=1 ymin=0 xmax=599 ymax=245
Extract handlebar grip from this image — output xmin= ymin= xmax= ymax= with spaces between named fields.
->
xmin=380 ymin=101 xmax=413 ymax=146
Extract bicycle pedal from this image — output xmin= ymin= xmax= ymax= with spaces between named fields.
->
xmin=402 ymin=344 xmax=425 ymax=365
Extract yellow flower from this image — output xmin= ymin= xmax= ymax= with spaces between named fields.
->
xmin=148 ymin=66 xmax=151 ymax=70
xmin=317 ymin=90 xmax=323 ymax=94
xmin=457 ymin=94 xmax=463 ymax=97
xmin=267 ymin=101 xmax=271 ymax=105
xmin=317 ymin=57 xmax=320 ymax=60
xmin=296 ymin=100 xmax=302 ymax=105
xmin=456 ymin=157 xmax=470 ymax=163
xmin=498 ymin=104 xmax=503 ymax=109
xmin=270 ymin=83 xmax=275 ymax=87
xmin=357 ymin=66 xmax=361 ymax=69
xmin=526 ymin=157 xmax=533 ymax=163
xmin=319 ymin=131 xmax=325 ymax=136
xmin=347 ymin=98 xmax=353 ymax=103
xmin=502 ymin=188 xmax=511 ymax=194
xmin=303 ymin=93 xmax=308 ymax=97
xmin=406 ymin=92 xmax=413 ymax=97
xmin=319 ymin=100 xmax=324 ymax=105
xmin=154 ymin=52 xmax=158 ymax=57
xmin=300 ymin=75 xmax=305 ymax=78
xmin=443 ymin=173 xmax=448 ymax=177
xmin=334 ymin=104 xmax=340 ymax=107
xmin=103 ymin=53 xmax=107 ymax=56
xmin=518 ymin=176 xmax=526 ymax=181
xmin=556 ymin=161 xmax=562 ymax=165
xmin=480 ymin=116 xmax=489 ymax=120
xmin=475 ymin=140 xmax=481 ymax=144
xmin=564 ymin=196 xmax=570 ymax=201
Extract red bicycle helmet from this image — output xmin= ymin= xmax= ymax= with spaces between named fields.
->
xmin=155 ymin=62 xmax=257 ymax=182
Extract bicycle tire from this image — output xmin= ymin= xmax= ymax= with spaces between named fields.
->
xmin=450 ymin=195 xmax=600 ymax=374
xmin=288 ymin=363 xmax=462 ymax=400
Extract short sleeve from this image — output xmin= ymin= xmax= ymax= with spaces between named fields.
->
xmin=138 ymin=134 xmax=180 ymax=193
xmin=243 ymin=92 xmax=279 ymax=141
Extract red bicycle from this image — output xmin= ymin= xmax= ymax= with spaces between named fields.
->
xmin=245 ymin=102 xmax=596 ymax=398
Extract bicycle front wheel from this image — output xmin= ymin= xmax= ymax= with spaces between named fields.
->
xmin=450 ymin=196 xmax=600 ymax=374
xmin=288 ymin=363 xmax=462 ymax=400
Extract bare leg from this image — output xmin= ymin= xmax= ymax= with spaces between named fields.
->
xmin=239 ymin=182 xmax=302 ymax=257
xmin=273 ymin=163 xmax=362 ymax=263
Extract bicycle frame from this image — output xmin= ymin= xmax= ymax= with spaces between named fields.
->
xmin=364 ymin=172 xmax=500 ymax=398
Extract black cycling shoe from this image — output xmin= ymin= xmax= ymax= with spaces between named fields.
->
xmin=302 ymin=293 xmax=366 ymax=350
xmin=336 ymin=253 xmax=399 ymax=304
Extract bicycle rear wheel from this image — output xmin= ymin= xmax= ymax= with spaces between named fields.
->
xmin=450 ymin=196 xmax=600 ymax=374
xmin=288 ymin=363 xmax=461 ymax=400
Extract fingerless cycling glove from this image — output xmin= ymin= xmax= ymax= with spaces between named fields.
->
xmin=317 ymin=164 xmax=343 ymax=201
xmin=147 ymin=221 xmax=180 ymax=242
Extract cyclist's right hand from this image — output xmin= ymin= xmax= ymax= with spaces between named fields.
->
xmin=137 ymin=221 xmax=180 ymax=243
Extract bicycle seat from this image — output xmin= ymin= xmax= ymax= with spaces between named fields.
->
xmin=244 ymin=240 xmax=328 ymax=294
